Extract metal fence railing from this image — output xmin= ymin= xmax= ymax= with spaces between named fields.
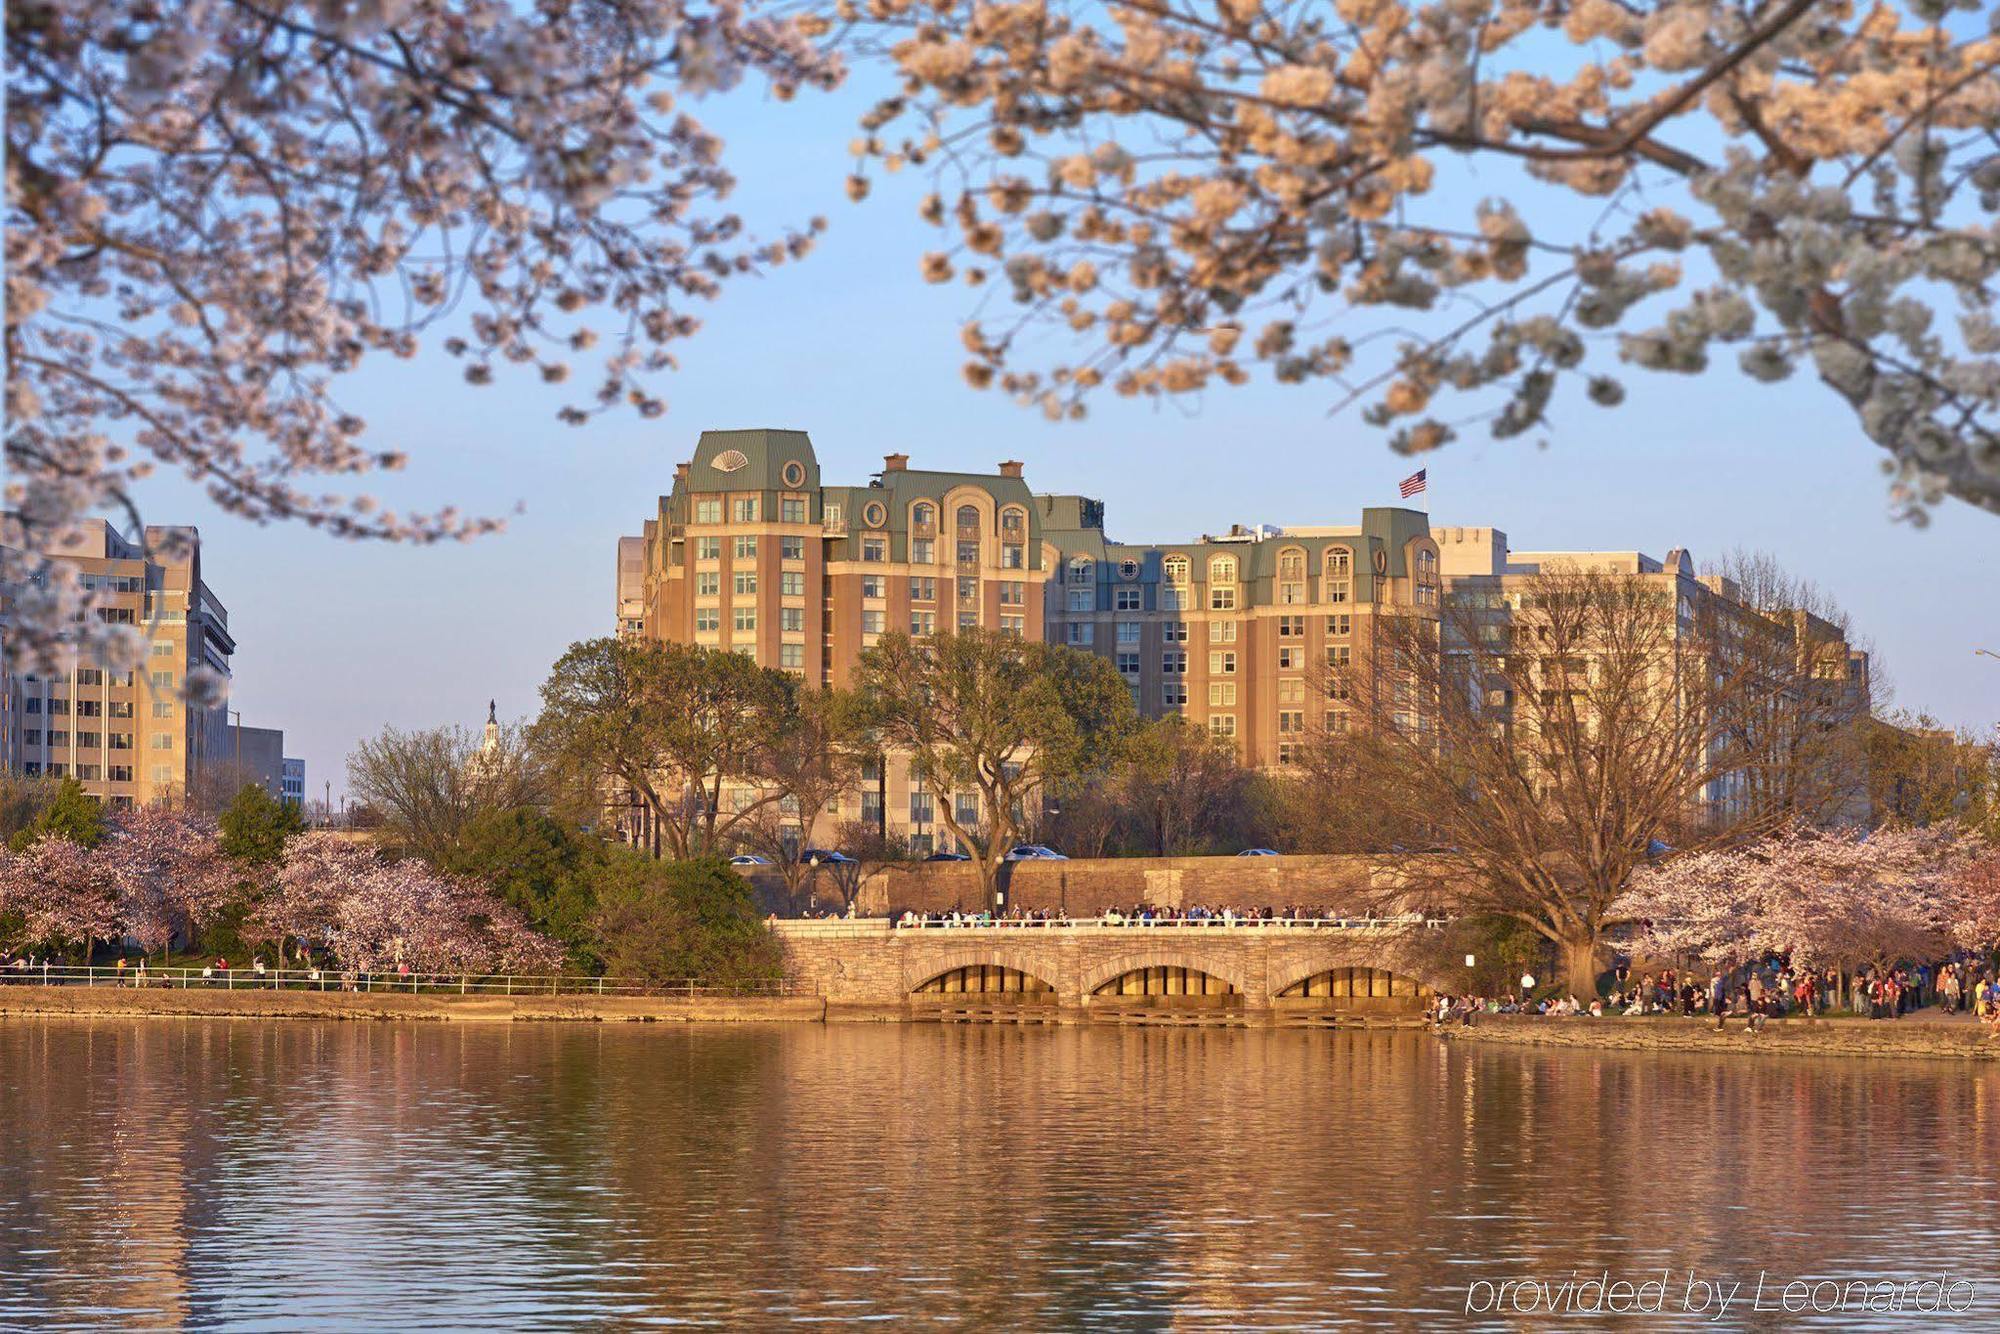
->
xmin=0 ymin=964 xmax=798 ymax=998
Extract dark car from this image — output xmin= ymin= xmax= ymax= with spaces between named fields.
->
xmin=924 ymin=851 xmax=971 ymax=862
xmin=800 ymin=848 xmax=857 ymax=866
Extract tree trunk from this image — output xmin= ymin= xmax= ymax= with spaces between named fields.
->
xmin=1561 ymin=936 xmax=1602 ymax=999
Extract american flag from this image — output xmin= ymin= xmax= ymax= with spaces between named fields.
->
xmin=1398 ymin=468 xmax=1428 ymax=499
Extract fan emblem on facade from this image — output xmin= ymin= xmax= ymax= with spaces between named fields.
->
xmin=713 ymin=449 xmax=749 ymax=473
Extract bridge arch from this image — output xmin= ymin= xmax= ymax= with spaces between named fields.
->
xmin=903 ymin=949 xmax=1062 ymax=998
xmin=1272 ymin=964 xmax=1436 ymax=1009
xmin=1081 ymin=951 xmax=1249 ymax=1000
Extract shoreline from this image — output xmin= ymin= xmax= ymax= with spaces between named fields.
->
xmin=1437 ymin=1012 xmax=2000 ymax=1062
xmin=7 ymin=986 xmax=2000 ymax=1060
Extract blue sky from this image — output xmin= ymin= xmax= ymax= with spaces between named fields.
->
xmin=130 ymin=71 xmax=2000 ymax=802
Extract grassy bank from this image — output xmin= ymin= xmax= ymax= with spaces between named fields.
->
xmin=1438 ymin=1013 xmax=2000 ymax=1062
xmin=0 ymin=984 xmax=825 ymax=1025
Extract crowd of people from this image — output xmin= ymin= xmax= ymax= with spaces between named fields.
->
xmin=892 ymin=904 xmax=1401 ymax=928
xmin=1433 ymin=955 xmax=2000 ymax=1030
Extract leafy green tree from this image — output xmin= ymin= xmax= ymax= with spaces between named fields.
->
xmin=535 ymin=638 xmax=795 ymax=859
xmin=590 ymin=853 xmax=783 ymax=985
xmin=446 ymin=808 xmax=603 ymax=968
xmin=859 ymin=630 xmax=1138 ymax=911
xmin=9 ymin=777 xmax=105 ymax=851
xmin=0 ymin=773 xmax=57 ymax=845
xmin=217 ymin=784 xmax=304 ymax=864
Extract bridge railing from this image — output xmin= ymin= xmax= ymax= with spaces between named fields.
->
xmin=890 ymin=914 xmax=1445 ymax=931
xmin=0 ymin=964 xmax=800 ymax=998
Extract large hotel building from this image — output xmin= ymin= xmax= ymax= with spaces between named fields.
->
xmin=620 ymin=429 xmax=1873 ymax=851
xmin=1 ymin=521 xmax=300 ymax=809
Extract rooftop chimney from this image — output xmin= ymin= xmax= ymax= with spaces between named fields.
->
xmin=675 ymin=462 xmax=691 ymax=483
xmin=883 ymin=453 xmax=909 ymax=472
xmin=997 ymin=460 xmax=1024 ymax=478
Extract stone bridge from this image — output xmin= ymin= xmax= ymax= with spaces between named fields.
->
xmin=776 ymin=920 xmax=1451 ymax=1024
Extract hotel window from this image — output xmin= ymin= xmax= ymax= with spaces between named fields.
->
xmin=152 ymin=733 xmax=174 ymax=750
xmin=696 ymin=536 xmax=721 ymax=561
xmin=825 ymin=503 xmax=843 ymax=528
xmin=1326 ymin=613 xmax=1351 ymax=637
xmin=1067 ymin=557 xmax=1091 ymax=585
xmin=1114 ymin=587 xmax=1141 ymax=611
xmin=1209 ymin=682 xmax=1236 ymax=706
xmin=152 ymin=701 xmax=174 ymax=719
xmin=1280 ymin=582 xmax=1306 ymax=604
xmin=1163 ymin=554 xmax=1189 ymax=584
xmin=108 ymin=730 xmax=133 ymax=749
xmin=733 ymin=606 xmax=756 ymax=632
xmin=1279 ymin=678 xmax=1306 ymax=704
xmin=109 ymin=765 xmax=133 ymax=783
xmin=76 ymin=732 xmax=100 ymax=749
xmin=957 ymin=540 xmax=980 ymax=566
xmin=1002 ymin=544 xmax=1025 ymax=569
xmin=1327 ymin=645 xmax=1352 ymax=667
xmin=1116 ymin=652 xmax=1141 ymax=676
xmin=999 ymin=581 xmax=1025 ymax=605
xmin=1211 ymin=620 xmax=1237 ymax=644
xmin=1001 ymin=508 xmax=1025 ymax=536
xmin=780 ymin=644 xmax=804 ymax=669
xmin=862 ymin=538 xmax=886 ymax=562
xmin=1326 ymin=710 xmax=1350 ymax=732
xmin=861 ymin=575 xmax=885 ymax=599
xmin=1067 ymin=589 xmax=1092 ymax=612
xmin=76 ymin=700 xmax=101 ymax=717
xmin=149 ymin=671 xmax=174 ymax=689
xmin=910 ymin=577 xmax=936 ymax=601
xmin=697 ymin=572 xmax=720 ymax=597
xmin=694 ymin=499 xmax=722 ymax=524
xmin=958 ymin=576 xmax=978 ymax=602
xmin=24 ymin=698 xmax=39 ymax=715
xmin=48 ymin=698 xmax=70 ymax=715
xmin=1161 ymin=586 xmax=1188 ymax=611
xmin=22 ymin=763 xmax=40 ymax=777
xmin=733 ymin=498 xmax=758 ymax=522
xmin=913 ymin=503 xmax=935 ymax=527
xmin=861 ymin=610 xmax=885 ymax=635
xmin=781 ymin=535 xmax=805 ymax=561
xmin=1279 ymin=615 xmax=1306 ymax=637
xmin=1326 ymin=548 xmax=1352 ymax=577
xmin=23 ymin=730 xmax=39 ymax=747
xmin=152 ymin=765 xmax=174 ymax=783
xmin=1326 ymin=676 xmax=1350 ymax=701
xmin=1116 ymin=621 xmax=1141 ymax=644
xmin=955 ymin=793 xmax=979 ymax=825
xmin=733 ymin=571 xmax=757 ymax=596
xmin=150 ymin=641 xmax=175 ymax=657
xmin=108 ymin=702 xmax=133 ymax=718
xmin=1162 ymin=682 xmax=1188 ymax=708
xmin=1000 ymin=615 xmax=1025 ymax=636
xmin=781 ymin=571 xmax=805 ymax=597
xmin=47 ymin=762 xmax=66 ymax=776
xmin=958 ymin=611 xmax=979 ymax=631
xmin=1210 ymin=555 xmax=1236 ymax=583
xmin=781 ymin=607 xmax=804 ymax=633
xmin=1210 ymin=651 xmax=1236 ymax=674
xmin=734 ymin=535 xmax=757 ymax=559
xmin=1278 ymin=742 xmax=1300 ymax=765
xmin=76 ymin=764 xmax=101 ymax=781
xmin=1279 ymin=550 xmax=1305 ymax=579
xmin=1279 ymin=646 xmax=1303 ymax=670
xmin=1209 ymin=715 xmax=1236 ymax=738
xmin=76 ymin=669 xmax=103 ymax=686
xmin=781 ymin=498 xmax=806 ymax=523
xmin=912 ymin=538 xmax=935 ymax=564
xmin=956 ymin=504 xmax=981 ymax=533
xmin=1163 ymin=621 xmax=1188 ymax=642
xmin=1210 ymin=585 xmax=1236 ymax=611
xmin=1066 ymin=623 xmax=1093 ymax=645
xmin=910 ymin=610 xmax=937 ymax=635
xmin=1162 ymin=651 xmax=1187 ymax=674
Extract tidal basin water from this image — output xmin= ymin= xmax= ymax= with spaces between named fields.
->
xmin=5 ymin=1021 xmax=2000 ymax=1329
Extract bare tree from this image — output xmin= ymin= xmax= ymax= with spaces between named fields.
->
xmin=730 ymin=687 xmax=873 ymax=900
xmin=345 ymin=720 xmax=545 ymax=865
xmin=1293 ymin=564 xmax=1856 ymax=994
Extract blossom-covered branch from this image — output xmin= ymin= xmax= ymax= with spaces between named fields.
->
xmin=854 ymin=0 xmax=2000 ymax=519
xmin=5 ymin=0 xmax=841 ymax=671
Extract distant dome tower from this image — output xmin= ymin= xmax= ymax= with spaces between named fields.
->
xmin=482 ymin=698 xmax=500 ymax=758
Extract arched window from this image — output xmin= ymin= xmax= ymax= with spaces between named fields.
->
xmin=913 ymin=503 xmax=934 ymax=527
xmin=1325 ymin=547 xmax=1352 ymax=579
xmin=1277 ymin=547 xmax=1307 ymax=606
xmin=1067 ymin=556 xmax=1092 ymax=585
xmin=956 ymin=504 xmax=981 ymax=533
xmin=1000 ymin=506 xmax=1025 ymax=535
xmin=1162 ymin=555 xmax=1189 ymax=584
xmin=1209 ymin=556 xmax=1236 ymax=584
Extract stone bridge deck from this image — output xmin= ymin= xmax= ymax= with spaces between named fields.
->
xmin=776 ymin=920 xmax=1450 ymax=1025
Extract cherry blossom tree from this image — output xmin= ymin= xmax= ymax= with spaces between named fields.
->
xmin=99 ymin=807 xmax=236 ymax=956
xmin=257 ymin=830 xmax=562 ymax=972
xmin=854 ymin=0 xmax=2000 ymax=519
xmin=1621 ymin=823 xmax=1980 ymax=975
xmin=5 ymin=0 xmax=841 ymax=671
xmin=0 ymin=835 xmax=120 ymax=957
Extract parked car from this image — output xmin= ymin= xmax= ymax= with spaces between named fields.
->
xmin=1003 ymin=844 xmax=1069 ymax=861
xmin=800 ymin=848 xmax=857 ymax=866
xmin=924 ymin=851 xmax=971 ymax=862
xmin=727 ymin=854 xmax=772 ymax=867
xmin=1236 ymin=848 xmax=1280 ymax=857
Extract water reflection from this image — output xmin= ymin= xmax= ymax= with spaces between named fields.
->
xmin=3 ymin=1020 xmax=1998 ymax=1328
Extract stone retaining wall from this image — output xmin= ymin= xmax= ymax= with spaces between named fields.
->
xmin=1441 ymin=1013 xmax=2000 ymax=1062
xmin=0 ymin=985 xmax=826 ymax=1025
